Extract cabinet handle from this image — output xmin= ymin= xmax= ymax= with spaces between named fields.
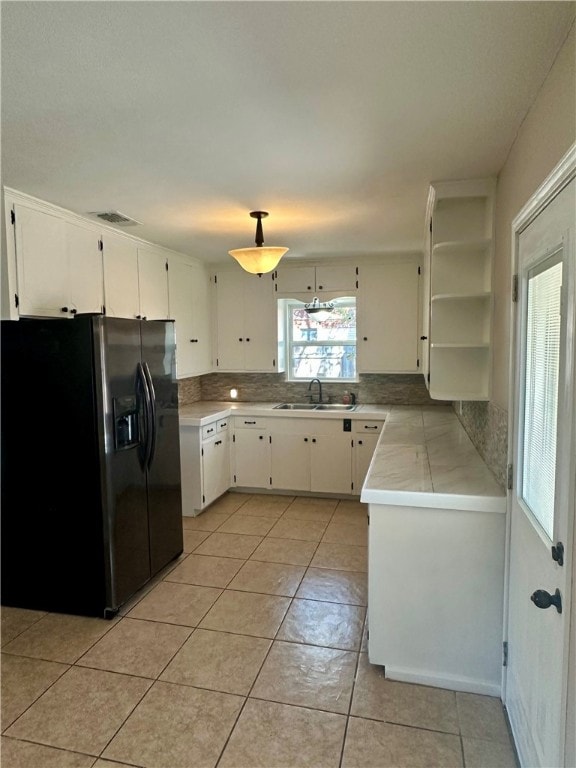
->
xmin=364 ymin=425 xmax=379 ymax=430
xmin=420 ymin=336 xmax=428 ymax=340
xmin=318 ymin=285 xmax=323 ymax=290
xmin=304 ymin=437 xmax=308 ymax=442
xmin=215 ymin=440 xmax=222 ymax=446
xmin=70 ymin=308 xmax=77 ymax=315
xmin=136 ymin=315 xmax=141 ymax=319
xmin=358 ymin=440 xmax=363 ymax=445
xmin=363 ymin=337 xmax=368 ymax=341
xmin=61 ymin=307 xmax=68 ymax=313
xmin=259 ymin=435 xmax=264 ymax=440
xmin=206 ymin=428 xmax=214 ymax=434
xmin=244 ymin=420 xmax=256 ymax=425
xmin=220 ymin=422 xmax=227 ymax=428
xmin=307 ymin=285 xmax=312 ymax=290
xmin=312 ymin=438 xmax=317 ymax=443
xmin=190 ymin=338 xmax=199 ymax=343
xmin=246 ymin=337 xmax=250 ymax=342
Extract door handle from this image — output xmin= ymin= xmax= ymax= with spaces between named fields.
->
xmin=530 ymin=588 xmax=562 ymax=614
xmin=142 ymin=362 xmax=157 ymax=468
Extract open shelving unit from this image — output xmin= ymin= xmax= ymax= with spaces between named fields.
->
xmin=426 ymin=179 xmax=496 ymax=401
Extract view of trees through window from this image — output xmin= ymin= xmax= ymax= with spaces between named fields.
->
xmin=288 ymin=300 xmax=356 ymax=380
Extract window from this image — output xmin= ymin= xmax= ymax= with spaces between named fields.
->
xmin=285 ymin=298 xmax=356 ymax=380
xmin=520 ymin=253 xmax=562 ymax=540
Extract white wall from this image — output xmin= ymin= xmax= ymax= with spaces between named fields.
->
xmin=492 ymin=22 xmax=575 ymax=410
xmin=492 ymin=21 xmax=575 ymax=766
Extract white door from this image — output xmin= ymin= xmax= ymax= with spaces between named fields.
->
xmin=506 ymin=176 xmax=575 ymax=768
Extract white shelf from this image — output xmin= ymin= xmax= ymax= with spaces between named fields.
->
xmin=426 ymin=178 xmax=495 ymax=401
xmin=431 ymin=343 xmax=489 ymax=349
xmin=431 ymin=292 xmax=491 ymax=302
xmin=432 ymin=239 xmax=491 ymax=255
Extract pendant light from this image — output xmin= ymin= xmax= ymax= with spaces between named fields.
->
xmin=304 ymin=296 xmax=335 ymax=321
xmin=228 ymin=211 xmax=288 ymax=276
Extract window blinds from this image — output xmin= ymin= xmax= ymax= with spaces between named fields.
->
xmin=521 ymin=257 xmax=562 ymax=540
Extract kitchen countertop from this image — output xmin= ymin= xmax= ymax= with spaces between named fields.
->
xmin=178 ymin=401 xmax=390 ymax=426
xmin=360 ymin=405 xmax=506 ymax=513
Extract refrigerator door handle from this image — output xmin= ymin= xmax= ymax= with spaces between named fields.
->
xmin=136 ymin=361 xmax=153 ymax=470
xmin=142 ymin=361 xmax=157 ymax=468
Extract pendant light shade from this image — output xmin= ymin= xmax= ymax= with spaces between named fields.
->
xmin=229 ymin=211 xmax=288 ymax=276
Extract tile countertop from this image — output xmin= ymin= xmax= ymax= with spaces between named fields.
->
xmin=360 ymin=406 xmax=506 ymax=513
xmin=178 ymin=401 xmax=390 ymax=426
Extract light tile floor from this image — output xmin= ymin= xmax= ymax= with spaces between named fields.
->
xmin=1 ymin=492 xmax=519 ymax=768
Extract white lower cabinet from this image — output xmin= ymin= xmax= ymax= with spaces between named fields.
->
xmin=232 ymin=417 xmax=271 ymax=489
xmin=180 ymin=418 xmax=230 ymax=516
xmin=352 ymin=420 xmax=384 ymax=492
xmin=269 ymin=418 xmax=354 ymax=495
xmin=310 ymin=433 xmax=352 ymax=494
xmin=270 ymin=429 xmax=310 ymax=490
xmin=182 ymin=412 xmax=385 ymax=505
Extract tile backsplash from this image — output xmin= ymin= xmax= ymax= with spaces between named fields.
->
xmin=454 ymin=400 xmax=508 ymax=490
xmin=179 ymin=372 xmax=446 ymax=407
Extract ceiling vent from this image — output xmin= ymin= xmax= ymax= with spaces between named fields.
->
xmin=89 ymin=211 xmax=142 ymax=226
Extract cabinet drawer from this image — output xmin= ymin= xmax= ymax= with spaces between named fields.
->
xmin=354 ymin=420 xmax=384 ymax=434
xmin=217 ymin=419 xmax=229 ymax=433
xmin=234 ymin=416 xmax=267 ymax=429
xmin=202 ymin=422 xmax=218 ymax=440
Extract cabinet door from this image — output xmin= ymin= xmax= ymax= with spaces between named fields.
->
xmin=14 ymin=203 xmax=68 ymax=317
xmin=274 ymin=266 xmax=316 ymax=294
xmin=357 ymin=261 xmax=419 ymax=372
xmin=202 ymin=435 xmax=230 ymax=507
xmin=65 ymin=221 xmax=103 ymax=314
xmin=271 ymin=433 xmax=310 ymax=491
xmin=168 ymin=256 xmax=212 ymax=377
xmin=137 ymin=247 xmax=169 ymax=320
xmin=103 ymin=233 xmax=140 ymax=319
xmin=353 ymin=435 xmax=379 ymax=494
xmin=310 ymin=435 xmax=352 ymax=494
xmin=315 ymin=264 xmax=357 ymax=293
xmin=215 ymin=270 xmax=245 ymax=370
xmin=215 ymin=270 xmax=279 ymax=372
xmin=233 ymin=430 xmax=270 ymax=488
xmin=243 ymin=273 xmax=278 ymax=371
xmin=190 ymin=263 xmax=212 ymax=374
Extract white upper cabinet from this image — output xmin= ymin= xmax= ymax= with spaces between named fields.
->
xmin=168 ymin=254 xmax=212 ymax=378
xmin=137 ymin=246 xmax=169 ymax=320
xmin=426 ymin=178 xmax=496 ymax=401
xmin=11 ymin=201 xmax=103 ymax=318
xmin=357 ymin=256 xmax=420 ymax=373
xmin=275 ymin=263 xmax=358 ymax=297
xmin=214 ymin=268 xmax=283 ymax=372
xmin=102 ymin=232 xmax=140 ymax=319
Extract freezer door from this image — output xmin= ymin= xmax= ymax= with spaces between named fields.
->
xmin=140 ymin=320 xmax=183 ymax=575
xmin=99 ymin=317 xmax=151 ymax=609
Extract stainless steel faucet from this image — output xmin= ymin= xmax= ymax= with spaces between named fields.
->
xmin=307 ymin=378 xmax=323 ymax=404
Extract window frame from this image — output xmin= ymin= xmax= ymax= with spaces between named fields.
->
xmin=284 ymin=297 xmax=358 ymax=382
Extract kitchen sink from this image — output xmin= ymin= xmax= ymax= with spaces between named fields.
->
xmin=273 ymin=403 xmax=358 ymax=411
xmin=314 ymin=403 xmax=357 ymax=411
xmin=273 ymin=403 xmax=318 ymax=410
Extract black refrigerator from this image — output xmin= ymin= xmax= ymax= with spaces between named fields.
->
xmin=1 ymin=315 xmax=183 ymax=618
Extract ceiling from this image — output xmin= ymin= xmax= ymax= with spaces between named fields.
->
xmin=1 ymin=2 xmax=574 ymax=265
